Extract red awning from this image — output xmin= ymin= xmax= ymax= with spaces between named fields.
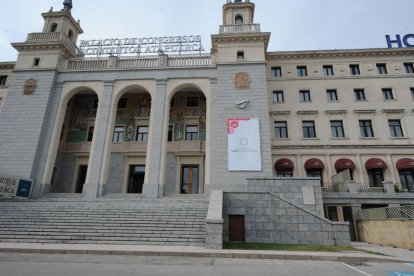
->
xmin=365 ymin=158 xmax=387 ymax=170
xmin=304 ymin=158 xmax=325 ymax=169
xmin=275 ymin=158 xmax=294 ymax=170
xmin=334 ymin=158 xmax=356 ymax=170
xmin=396 ymin=158 xmax=414 ymax=170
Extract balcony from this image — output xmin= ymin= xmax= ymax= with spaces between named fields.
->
xmin=167 ymin=141 xmax=205 ymax=152
xmin=322 ymin=181 xmax=414 ymax=194
xmin=26 ymin=32 xmax=81 ymax=56
xmin=219 ymin=24 xmax=261 ymax=34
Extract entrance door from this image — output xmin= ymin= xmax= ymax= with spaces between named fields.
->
xmin=128 ymin=165 xmax=145 ymax=194
xmin=399 ymin=169 xmax=414 ymax=191
xmin=75 ymin=165 xmax=88 ymax=193
xmin=181 ymin=166 xmax=199 ymax=194
xmin=229 ymin=215 xmax=245 ymax=242
xmin=342 ymin=206 xmax=357 ymax=242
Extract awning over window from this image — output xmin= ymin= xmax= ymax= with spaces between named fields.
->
xmin=334 ymin=158 xmax=356 ymax=170
xmin=365 ymin=158 xmax=387 ymax=170
xmin=396 ymin=158 xmax=414 ymax=170
xmin=275 ymin=158 xmax=294 ymax=170
xmin=304 ymin=158 xmax=325 ymax=170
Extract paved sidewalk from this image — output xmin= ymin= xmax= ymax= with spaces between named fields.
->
xmin=0 ymin=242 xmax=407 ymax=263
xmin=352 ymin=242 xmax=414 ymax=263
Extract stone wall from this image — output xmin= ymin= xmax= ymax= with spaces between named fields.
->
xmin=223 ymin=178 xmax=351 ymax=246
xmin=358 ymin=220 xmax=414 ymax=250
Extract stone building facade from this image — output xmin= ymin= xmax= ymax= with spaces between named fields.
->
xmin=0 ymin=0 xmax=413 ymax=244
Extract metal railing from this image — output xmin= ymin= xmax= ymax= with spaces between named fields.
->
xmin=360 ymin=205 xmax=414 ymax=220
xmin=219 ymin=23 xmax=261 ymax=34
xmin=323 ymin=181 xmax=414 ymax=193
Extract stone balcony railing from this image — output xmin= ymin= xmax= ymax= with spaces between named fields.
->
xmin=219 ymin=23 xmax=261 ymax=34
xmin=61 ymin=54 xmax=213 ymax=71
xmin=26 ymin=32 xmax=81 ymax=56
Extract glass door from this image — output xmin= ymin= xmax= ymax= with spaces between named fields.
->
xmin=181 ymin=166 xmax=199 ymax=194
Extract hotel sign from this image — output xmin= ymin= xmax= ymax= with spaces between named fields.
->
xmin=0 ymin=175 xmax=33 ymax=198
xmin=228 ymin=118 xmax=262 ymax=171
xmin=386 ymin=34 xmax=414 ymax=48
xmin=79 ymin=35 xmax=205 ymax=56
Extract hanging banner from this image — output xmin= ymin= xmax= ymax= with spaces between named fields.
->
xmin=228 ymin=118 xmax=262 ymax=171
xmin=0 ymin=175 xmax=33 ymax=198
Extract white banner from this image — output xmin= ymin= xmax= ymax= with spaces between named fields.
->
xmin=228 ymin=118 xmax=262 ymax=171
xmin=0 ymin=175 xmax=33 ymax=198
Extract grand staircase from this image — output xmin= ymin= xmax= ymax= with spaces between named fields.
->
xmin=0 ymin=194 xmax=209 ymax=246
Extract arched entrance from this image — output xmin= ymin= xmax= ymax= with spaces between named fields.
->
xmin=50 ymin=91 xmax=99 ymax=193
xmin=164 ymin=88 xmax=207 ymax=195
xmin=106 ymin=89 xmax=152 ymax=194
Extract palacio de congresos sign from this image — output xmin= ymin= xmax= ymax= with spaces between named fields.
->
xmin=79 ymin=35 xmax=205 ymax=56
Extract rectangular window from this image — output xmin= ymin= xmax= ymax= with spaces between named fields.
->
xmin=0 ymin=75 xmax=7 ymax=86
xmin=112 ymin=126 xmax=125 ymax=143
xmin=118 ymin=98 xmax=128 ymax=109
xmin=299 ymin=90 xmax=311 ymax=102
xmin=271 ymin=66 xmax=282 ymax=77
xmin=382 ymin=88 xmax=394 ymax=100
xmin=136 ymin=126 xmax=149 ymax=142
xmin=168 ymin=125 xmax=174 ymax=141
xmin=186 ymin=125 xmax=198 ymax=141
xmin=388 ymin=120 xmax=404 ymax=138
xmin=350 ymin=64 xmax=360 ymax=75
xmin=186 ymin=96 xmax=199 ymax=107
xmin=354 ymin=89 xmax=366 ymax=101
xmin=376 ymin=63 xmax=388 ymax=75
xmin=411 ymin=88 xmax=414 ymax=100
xmin=237 ymin=51 xmax=245 ymax=60
xmin=330 ymin=120 xmax=345 ymax=138
xmin=323 ymin=65 xmax=334 ymax=76
xmin=33 ymin=58 xmax=40 ymax=67
xmin=297 ymin=66 xmax=308 ymax=77
xmin=272 ymin=90 xmax=284 ymax=103
xmin=326 ymin=89 xmax=338 ymax=102
xmin=87 ymin=126 xmax=94 ymax=142
xmin=359 ymin=120 xmax=374 ymax=138
xmin=274 ymin=121 xmax=288 ymax=139
xmin=404 ymin=63 xmax=414 ymax=74
xmin=302 ymin=121 xmax=316 ymax=138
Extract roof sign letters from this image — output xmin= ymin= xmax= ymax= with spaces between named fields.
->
xmin=79 ymin=35 xmax=205 ymax=56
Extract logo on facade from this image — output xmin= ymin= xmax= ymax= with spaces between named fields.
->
xmin=23 ymin=79 xmax=37 ymax=95
xmin=234 ymin=72 xmax=250 ymax=89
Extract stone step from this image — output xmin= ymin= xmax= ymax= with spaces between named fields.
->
xmin=0 ymin=196 xmax=208 ymax=246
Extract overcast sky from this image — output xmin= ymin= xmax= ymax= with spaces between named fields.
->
xmin=1 ymin=0 xmax=413 ymax=61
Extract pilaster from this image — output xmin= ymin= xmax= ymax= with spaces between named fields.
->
xmin=143 ymin=79 xmax=167 ymax=198
xmin=83 ymin=81 xmax=114 ymax=198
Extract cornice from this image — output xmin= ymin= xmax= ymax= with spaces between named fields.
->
xmin=266 ymin=48 xmax=414 ymax=60
xmin=0 ymin=62 xmax=15 ymax=69
xmin=211 ymin=32 xmax=271 ymax=50
xmin=12 ymin=42 xmax=76 ymax=58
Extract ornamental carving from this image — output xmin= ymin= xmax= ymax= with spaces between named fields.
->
xmin=23 ymin=78 xmax=37 ymax=95
xmin=234 ymin=72 xmax=250 ymax=89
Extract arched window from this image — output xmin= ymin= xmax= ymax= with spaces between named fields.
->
xmin=235 ymin=15 xmax=243 ymax=25
xmin=50 ymin=23 xmax=57 ymax=32
xmin=365 ymin=158 xmax=387 ymax=187
xmin=68 ymin=30 xmax=73 ymax=39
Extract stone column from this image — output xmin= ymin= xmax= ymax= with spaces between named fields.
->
xmin=143 ymin=79 xmax=167 ymax=198
xmin=205 ymin=78 xmax=216 ymax=194
xmin=351 ymin=203 xmax=362 ymax=241
xmin=83 ymin=81 xmax=114 ymax=198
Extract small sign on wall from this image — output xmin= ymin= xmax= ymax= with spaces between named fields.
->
xmin=0 ymin=175 xmax=33 ymax=198
xmin=228 ymin=118 xmax=262 ymax=171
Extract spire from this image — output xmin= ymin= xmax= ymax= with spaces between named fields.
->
xmin=62 ymin=0 xmax=73 ymax=11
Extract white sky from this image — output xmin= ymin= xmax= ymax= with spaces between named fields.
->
xmin=1 ymin=0 xmax=413 ymax=61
